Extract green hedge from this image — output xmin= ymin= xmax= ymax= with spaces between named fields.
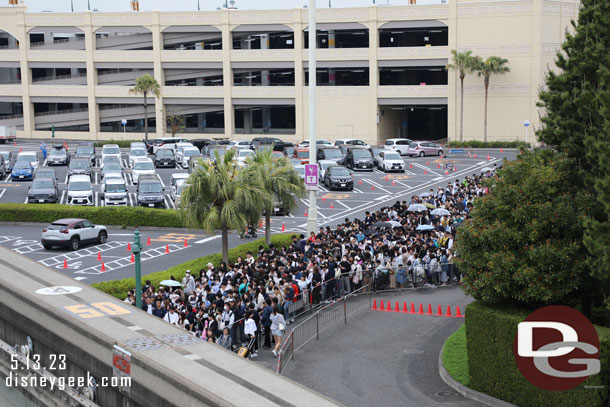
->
xmin=465 ymin=301 xmax=610 ymax=407
xmin=443 ymin=324 xmax=469 ymax=386
xmin=93 ymin=140 xmax=137 ymax=148
xmin=0 ymin=203 xmax=182 ymax=228
xmin=447 ymin=141 xmax=531 ymax=148
xmin=92 ymin=234 xmax=294 ymax=299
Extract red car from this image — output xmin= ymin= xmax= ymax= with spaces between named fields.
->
xmin=294 ymin=148 xmax=310 ymax=164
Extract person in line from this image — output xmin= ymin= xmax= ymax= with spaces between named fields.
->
xmin=269 ymin=306 xmax=286 ymax=358
xmin=244 ymin=310 xmax=258 ymax=358
xmin=217 ymin=327 xmax=232 ymax=350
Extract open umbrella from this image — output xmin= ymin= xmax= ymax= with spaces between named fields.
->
xmin=431 ymin=208 xmax=450 ymax=216
xmin=159 ymin=280 xmax=182 ymax=287
xmin=419 ymin=192 xmax=432 ymax=197
xmin=372 ymin=221 xmax=393 ymax=229
xmin=480 ymin=167 xmax=493 ymax=173
xmin=424 ymin=203 xmax=436 ymax=209
xmin=388 ymin=220 xmax=402 ymax=227
xmin=407 ymin=204 xmax=427 ymax=212
xmin=416 ymin=224 xmax=435 ymax=231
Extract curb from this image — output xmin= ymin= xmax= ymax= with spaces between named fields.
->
xmin=0 ymin=221 xmax=200 ymax=233
xmin=445 ymin=148 xmax=520 ymax=152
xmin=438 ymin=340 xmax=517 ymax=407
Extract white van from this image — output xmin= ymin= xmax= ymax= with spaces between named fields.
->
xmin=67 ymin=174 xmax=93 ymax=206
xmin=16 ymin=151 xmax=39 ymax=170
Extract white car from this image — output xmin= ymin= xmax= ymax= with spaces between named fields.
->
xmin=130 ymin=142 xmax=147 ymax=151
xmin=294 ymin=164 xmax=305 ymax=180
xmin=175 ymin=142 xmax=195 ymax=164
xmin=334 ymin=138 xmax=370 ymax=149
xmin=298 ymin=140 xmax=333 ymax=148
xmin=170 ymin=173 xmax=189 ymax=191
xmin=384 ymin=138 xmax=413 ymax=156
xmin=378 ymin=151 xmax=405 ymax=173
xmin=131 ymin=157 xmax=156 ymax=184
xmin=67 ymin=174 xmax=93 ymax=206
xmin=16 ymin=151 xmax=39 ymax=170
xmin=227 ymin=140 xmax=251 ymax=150
xmin=170 ymin=179 xmax=187 ymax=207
xmin=235 ymin=149 xmax=254 ymax=168
xmin=181 ymin=147 xmax=201 ymax=169
xmin=101 ymin=176 xmax=128 ymax=206
xmin=101 ymin=144 xmax=122 ymax=164
xmin=318 ymin=160 xmax=336 ymax=182
xmin=128 ymin=148 xmax=148 ymax=168
xmin=41 ymin=218 xmax=108 ymax=251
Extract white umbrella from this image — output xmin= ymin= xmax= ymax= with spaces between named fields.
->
xmin=419 ymin=192 xmax=432 ymax=197
xmin=407 ymin=204 xmax=427 ymax=212
xmin=431 ymin=208 xmax=450 ymax=216
xmin=480 ymin=167 xmax=493 ymax=173
xmin=159 ymin=280 xmax=182 ymax=287
xmin=389 ymin=220 xmax=402 ymax=227
xmin=416 ymin=224 xmax=435 ymax=231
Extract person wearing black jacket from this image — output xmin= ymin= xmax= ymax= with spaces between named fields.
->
xmin=311 ymin=266 xmax=322 ymax=304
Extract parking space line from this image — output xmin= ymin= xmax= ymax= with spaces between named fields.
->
xmin=60 ymin=190 xmax=66 ymax=204
xmin=39 ymin=241 xmax=126 ymax=268
xmin=393 ymin=180 xmax=409 ymax=187
xmin=318 ymin=185 xmax=328 ymax=192
xmin=0 ymin=188 xmax=5 ymax=201
xmin=42 ymin=159 xmax=47 ymax=166
xmin=412 ymin=162 xmax=442 ymax=176
xmin=157 ymin=175 xmax=165 ymax=187
xmin=64 ymin=172 xmax=69 ymax=184
xmin=128 ymin=192 xmax=134 ymax=207
xmin=363 ymin=178 xmax=391 ymax=194
xmin=353 ymin=187 xmax=362 ymax=193
xmin=23 ymin=194 xmax=28 ymax=204
xmin=165 ymin=195 xmax=175 ymax=209
xmin=13 ymin=242 xmax=45 ymax=255
xmin=334 ymin=199 xmax=350 ymax=209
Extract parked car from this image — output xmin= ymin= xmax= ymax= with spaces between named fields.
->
xmin=323 ymin=165 xmax=354 ymax=190
xmin=298 ymin=140 xmax=333 ymax=148
xmin=101 ymin=177 xmax=128 ymax=206
xmin=34 ymin=167 xmax=57 ymax=182
xmin=191 ymin=138 xmax=217 ymax=155
xmin=334 ymin=138 xmax=370 ymax=149
xmin=316 ymin=147 xmax=343 ymax=163
xmin=101 ymin=156 xmax=121 ymax=169
xmin=154 ymin=148 xmax=176 ymax=168
xmin=170 ymin=173 xmax=190 ymax=192
xmin=236 ymin=149 xmax=255 ymax=168
xmin=250 ymin=137 xmax=292 ymax=152
xmin=137 ymin=175 xmax=165 ymax=208
xmin=101 ymin=144 xmax=122 ymax=163
xmin=227 ymin=140 xmax=251 ymax=150
xmin=67 ymin=159 xmax=92 ymax=179
xmin=128 ymin=148 xmax=147 ymax=169
xmin=271 ymin=151 xmax=285 ymax=161
xmin=132 ymin=157 xmax=155 ymax=184
xmin=293 ymin=164 xmax=305 ymax=180
xmin=369 ymin=146 xmax=385 ymax=167
xmin=175 ymin=142 xmax=195 ymax=164
xmin=67 ymin=174 xmax=93 ymax=206
xmin=341 ymin=148 xmax=374 ymax=171
xmin=318 ymin=160 xmax=336 ymax=182
xmin=0 ymin=150 xmax=11 ymax=172
xmin=377 ymin=151 xmax=405 ymax=173
xmin=208 ymin=147 xmax=226 ymax=164
xmin=384 ymin=138 xmax=413 ymax=156
xmin=283 ymin=145 xmax=295 ymax=158
xmin=11 ymin=161 xmax=34 ymax=181
xmin=130 ymin=142 xmax=147 ymax=151
xmin=41 ymin=218 xmax=108 ymax=251
xmin=74 ymin=143 xmax=95 ymax=165
xmin=294 ymin=148 xmax=310 ymax=164
xmin=0 ymin=155 xmax=5 ymax=178
xmin=47 ymin=145 xmax=70 ymax=166
xmin=150 ymin=137 xmax=189 ymax=154
xmin=101 ymin=162 xmax=123 ymax=179
xmin=407 ymin=141 xmax=443 ymax=157
xmin=181 ymin=147 xmax=202 ymax=169
xmin=170 ymin=179 xmax=187 ymax=207
xmin=27 ymin=178 xmax=58 ymax=204
xmin=16 ymin=151 xmax=39 ymax=170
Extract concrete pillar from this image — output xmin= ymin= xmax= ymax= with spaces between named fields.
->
xmin=367 ymin=6 xmax=379 ymax=145
xmin=17 ymin=10 xmax=35 ymax=138
xmin=292 ymin=12 xmax=304 ymax=142
xmin=198 ymin=113 xmax=204 ymax=132
xmin=221 ymin=9 xmax=235 ymax=139
xmin=243 ymin=109 xmax=252 ymax=134
xmin=83 ymin=13 xmax=99 ymax=138
xmin=262 ymin=107 xmax=271 ymax=132
xmin=151 ymin=11 xmax=165 ymax=138
xmin=447 ymin=0 xmax=457 ymax=142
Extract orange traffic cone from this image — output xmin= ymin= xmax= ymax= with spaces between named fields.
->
xmin=130 ymin=253 xmax=135 ymax=263
xmin=426 ymin=160 xmax=429 ymax=165
xmin=380 ymin=301 xmax=385 ymax=311
xmin=445 ymin=170 xmax=449 ymax=175
xmin=392 ymin=180 xmax=396 ymax=186
xmin=426 ymin=304 xmax=434 ymax=316
xmin=386 ymin=300 xmax=391 ymax=312
xmin=473 ymin=153 xmax=477 ymax=159
xmin=19 ymin=147 xmax=22 ymax=152
xmin=146 ymin=237 xmax=151 ymax=245
xmin=259 ymin=219 xmax=263 ymax=228
xmin=487 ymin=153 xmax=490 ymax=161
xmin=445 ymin=305 xmax=453 ymax=317
xmin=330 ymin=202 xmax=334 ymax=209
xmin=418 ymin=303 xmax=424 ymax=315
xmin=304 ymin=209 xmax=308 ymax=217
xmin=165 ymin=244 xmax=170 ymax=254
xmin=437 ymin=163 xmax=440 ymax=169
xmin=281 ymin=223 xmax=285 ymax=232
xmin=455 ymin=306 xmax=464 ymax=318
xmin=453 ymin=167 xmax=457 ymax=172
xmin=409 ymin=162 xmax=413 ymax=169
xmin=500 ymin=148 xmax=504 ymax=153
xmin=435 ymin=304 xmax=443 ymax=316
xmin=385 ymin=175 xmax=389 ymax=181
xmin=395 ymin=301 xmax=400 ymax=313
xmin=358 ymin=179 xmax=362 ymax=185
xmin=371 ymin=185 xmax=375 ymax=191
xmin=424 ymin=169 xmax=427 ymax=175
xmin=126 ymin=242 xmax=131 ymax=252
xmin=410 ymin=302 xmax=416 ymax=314
xmin=184 ymin=238 xmax=188 ymax=248
xmin=13 ymin=141 xmax=16 ymax=146
xmin=100 ymin=262 xmax=106 ymax=272
xmin=63 ymin=259 xmax=68 ymax=269
xmin=402 ymin=301 xmax=408 ymax=313
xmin=372 ymin=299 xmax=377 ymax=310
xmin=96 ymin=252 xmax=101 ymax=261
xmin=322 ymin=196 xmax=326 ymax=201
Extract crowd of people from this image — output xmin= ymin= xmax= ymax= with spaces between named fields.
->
xmin=124 ymin=168 xmax=497 ymax=358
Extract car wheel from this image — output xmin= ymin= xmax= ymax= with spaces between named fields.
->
xmin=419 ymin=152 xmax=425 ymax=157
xmin=98 ymin=231 xmax=107 ymax=244
xmin=348 ymin=186 xmax=353 ymax=191
xmin=43 ymin=244 xmax=52 ymax=250
xmin=70 ymin=236 xmax=80 ymax=251
xmin=438 ymin=150 xmax=443 ymax=157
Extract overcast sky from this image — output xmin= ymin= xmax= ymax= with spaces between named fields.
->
xmin=23 ymin=0 xmax=441 ymax=13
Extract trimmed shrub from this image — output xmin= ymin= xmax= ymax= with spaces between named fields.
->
xmin=443 ymin=324 xmax=469 ymax=386
xmin=0 ymin=203 xmax=182 ymax=228
xmin=93 ymin=140 xmax=136 ymax=148
xmin=465 ymin=301 xmax=610 ymax=407
xmin=92 ymin=234 xmax=294 ymax=299
xmin=447 ymin=141 xmax=530 ymax=149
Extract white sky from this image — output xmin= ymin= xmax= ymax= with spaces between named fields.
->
xmin=22 ymin=0 xmax=442 ymax=13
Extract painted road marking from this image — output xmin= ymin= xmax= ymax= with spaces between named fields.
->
xmin=39 ymin=241 xmax=126 ymax=268
xmin=0 ymin=188 xmax=5 ymax=201
xmin=64 ymin=301 xmax=131 ymax=319
xmin=152 ymin=232 xmax=204 ymax=243
xmin=194 ymin=235 xmax=221 ymax=244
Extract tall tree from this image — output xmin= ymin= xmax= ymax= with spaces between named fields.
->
xmin=180 ymin=149 xmax=264 ymax=264
xmin=446 ymin=50 xmax=477 ymax=142
xmin=474 ymin=56 xmax=510 ymax=143
xmin=129 ymin=74 xmax=160 ymax=141
xmin=537 ymin=0 xmax=610 ymax=308
xmin=246 ymin=148 xmax=306 ymax=245
xmin=165 ymin=108 xmax=185 ymax=138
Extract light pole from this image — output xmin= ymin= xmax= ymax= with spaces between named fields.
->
xmin=132 ymin=229 xmax=142 ymax=309
xmin=122 ymin=119 xmax=127 ymax=137
xmin=306 ymin=0 xmax=318 ymax=236
xmin=523 ymin=120 xmax=530 ymax=149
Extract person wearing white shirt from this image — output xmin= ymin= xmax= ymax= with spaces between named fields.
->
xmin=243 ymin=311 xmax=258 ymax=357
xmin=164 ymin=306 xmax=179 ymax=325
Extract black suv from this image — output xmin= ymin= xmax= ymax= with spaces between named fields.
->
xmin=341 ymin=148 xmax=374 ymax=171
xmin=323 ymin=166 xmax=354 ymax=191
xmin=316 ymin=147 xmax=343 ymax=163
xmin=74 ymin=143 xmax=95 ymax=165
xmin=137 ymin=175 xmax=165 ymax=208
xmin=250 ymin=137 xmax=293 ymax=152
xmin=154 ymin=149 xmax=176 ymax=168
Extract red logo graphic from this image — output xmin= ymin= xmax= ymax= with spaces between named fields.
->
xmin=513 ymin=305 xmax=600 ymax=391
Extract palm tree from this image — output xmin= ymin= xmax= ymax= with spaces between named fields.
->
xmin=446 ymin=50 xmax=477 ymax=143
xmin=245 ymin=148 xmax=306 ymax=245
xmin=474 ymin=56 xmax=510 ymax=143
xmin=180 ymin=149 xmax=264 ymax=264
xmin=129 ymin=74 xmax=160 ymax=141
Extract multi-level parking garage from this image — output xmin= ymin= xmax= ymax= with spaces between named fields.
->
xmin=0 ymin=1 xmax=577 ymax=144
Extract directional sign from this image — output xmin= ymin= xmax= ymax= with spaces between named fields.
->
xmin=36 ymin=286 xmax=82 ymax=295
xmin=304 ymin=164 xmax=318 ymax=191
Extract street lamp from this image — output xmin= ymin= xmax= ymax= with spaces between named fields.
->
xmin=306 ymin=0 xmax=318 ymax=235
xmin=523 ymin=120 xmax=530 ymax=149
xmin=122 ymin=119 xmax=127 ymax=136
xmin=132 ymin=229 xmax=142 ymax=309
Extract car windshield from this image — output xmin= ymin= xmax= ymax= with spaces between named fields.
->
xmin=353 ymin=150 xmax=371 ymax=158
xmin=296 ymin=151 xmax=309 ymax=158
xmin=271 ymin=152 xmax=284 ymax=158
xmin=69 ymin=181 xmax=91 ymax=191
xmin=105 ymin=183 xmax=126 ymax=193
xmin=134 ymin=162 xmax=154 ymax=170
xmin=330 ymin=167 xmax=350 ymax=177
xmin=36 ymin=171 xmax=54 ymax=178
xmin=103 ymin=147 xmax=120 ymax=155
xmin=385 ymin=153 xmax=401 ymax=160
xmin=238 ymin=150 xmax=253 ymax=158
xmin=184 ymin=150 xmax=199 ymax=157
xmin=157 ymin=150 xmax=173 ymax=157
xmin=320 ymin=162 xmax=333 ymax=170
xmin=385 ymin=140 xmax=394 ymax=146
xmin=104 ymin=163 xmax=122 ymax=171
xmin=32 ymin=180 xmax=54 ymax=189
xmin=14 ymin=162 xmax=31 ymax=169
xmin=70 ymin=160 xmax=88 ymax=169
xmin=48 ymin=223 xmax=68 ymax=231
xmin=130 ymin=149 xmax=146 ymax=157
xmin=17 ymin=155 xmax=35 ymax=162
xmin=410 ymin=142 xmax=417 ymax=147
xmin=0 ymin=152 xmax=9 ymax=159
xmin=323 ymin=149 xmax=342 ymax=158
xmin=77 ymin=147 xmax=93 ymax=155
xmin=295 ymin=167 xmax=305 ymax=176
xmin=140 ymin=183 xmax=162 ymax=193
xmin=210 ymin=149 xmax=224 ymax=156
xmin=103 ymin=157 xmax=119 ymax=164
xmin=177 ymin=183 xmax=188 ymax=194
xmin=49 ymin=150 xmax=66 ymax=156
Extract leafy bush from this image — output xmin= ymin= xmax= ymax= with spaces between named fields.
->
xmin=442 ymin=324 xmax=469 ymax=386
xmin=92 ymin=234 xmax=294 ymax=299
xmin=465 ymin=301 xmax=609 ymax=407
xmin=0 ymin=203 xmax=182 ymax=228
xmin=93 ymin=140 xmax=136 ymax=148
xmin=447 ymin=141 xmax=530 ymax=148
